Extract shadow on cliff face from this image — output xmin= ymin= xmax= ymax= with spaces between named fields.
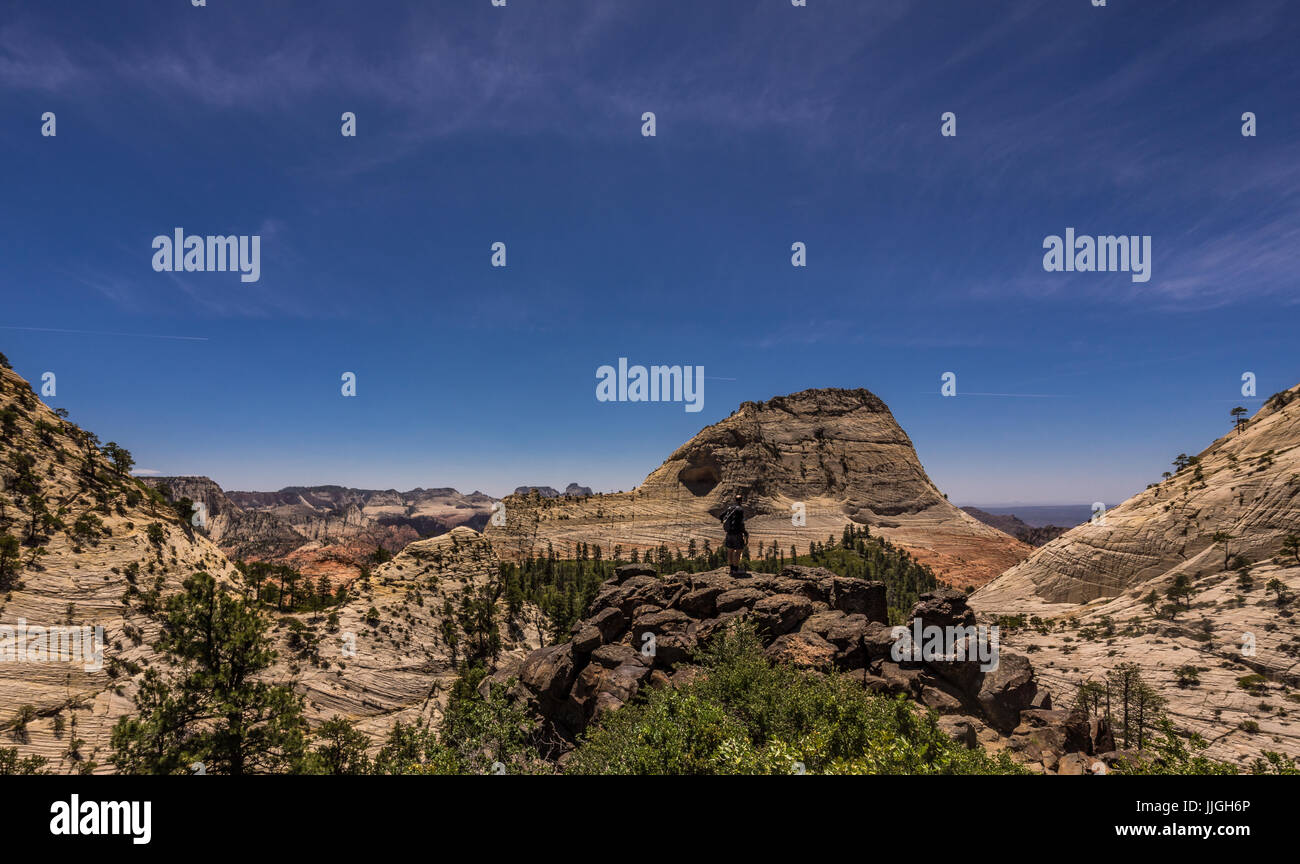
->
xmin=677 ymin=456 xmax=721 ymax=496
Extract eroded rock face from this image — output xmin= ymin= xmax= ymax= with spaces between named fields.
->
xmin=487 ymin=388 xmax=1031 ymax=588
xmin=1007 ymin=709 xmax=1114 ymax=772
xmin=282 ymin=526 xmax=541 ymax=748
xmin=0 ymin=365 xmax=243 ymax=773
xmin=974 ymin=384 xmax=1300 ymax=607
xmin=142 ymin=476 xmax=305 ymax=561
xmin=512 ymin=565 xmax=1051 ymax=759
xmin=970 ymin=383 xmax=1300 ymax=765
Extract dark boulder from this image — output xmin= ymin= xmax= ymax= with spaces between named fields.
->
xmin=604 ymin=662 xmax=652 ymax=701
xmin=588 ymin=607 xmax=626 ymax=643
xmin=716 ymin=587 xmax=765 ymax=613
xmin=571 ymin=625 xmax=602 ymax=655
xmin=830 ymin=577 xmax=887 ymax=622
xmin=519 ymin=643 xmax=575 ymax=701
xmin=647 ymin=632 xmax=695 ymax=667
xmin=860 ymin=621 xmax=903 ymax=663
xmin=617 ymin=576 xmax=675 ymax=615
xmin=911 ymin=588 xmax=977 ymax=629
xmin=765 ymin=631 xmax=836 ymax=669
xmin=752 ymin=593 xmax=814 ymax=635
xmin=678 ymin=586 xmax=723 ymax=618
xmin=976 ymin=652 xmax=1038 ymax=733
xmin=937 ymin=716 xmax=978 ymax=749
xmin=917 ymin=672 xmax=969 ymax=713
xmin=591 ymin=643 xmax=644 ymax=669
xmin=614 ymin=563 xmax=657 ymax=583
xmin=632 ymin=608 xmax=691 ymax=636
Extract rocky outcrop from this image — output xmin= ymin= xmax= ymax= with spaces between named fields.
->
xmin=512 ymin=483 xmax=593 ymax=498
xmin=1006 ymin=709 xmax=1114 ymax=774
xmin=511 ymin=564 xmax=1065 ymax=765
xmin=487 ymin=388 xmax=1031 ymax=588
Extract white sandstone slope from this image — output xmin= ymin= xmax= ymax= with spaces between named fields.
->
xmin=972 ymin=384 xmax=1300 ymax=764
xmin=975 ymin=383 xmax=1300 ymax=609
xmin=0 ymin=362 xmax=241 ymax=772
xmin=277 ymin=526 xmax=539 ymax=746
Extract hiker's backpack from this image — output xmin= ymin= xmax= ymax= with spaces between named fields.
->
xmin=721 ymin=505 xmax=744 ymax=534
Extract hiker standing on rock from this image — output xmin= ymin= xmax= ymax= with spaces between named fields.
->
xmin=720 ymin=493 xmax=749 ymax=575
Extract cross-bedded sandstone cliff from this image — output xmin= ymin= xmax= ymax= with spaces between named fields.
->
xmin=972 ymin=384 xmax=1300 ymax=764
xmin=0 ymin=364 xmax=241 ymax=772
xmin=975 ymin=384 xmax=1300 ymax=608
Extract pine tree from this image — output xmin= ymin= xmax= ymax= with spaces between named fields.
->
xmin=1280 ymin=534 xmax=1300 ymax=567
xmin=1167 ymin=573 xmax=1194 ymax=609
xmin=110 ymin=572 xmax=309 ymax=774
xmin=1210 ymin=531 xmax=1236 ymax=571
xmin=310 ymin=716 xmax=372 ymax=774
xmin=0 ymin=533 xmax=20 ymax=590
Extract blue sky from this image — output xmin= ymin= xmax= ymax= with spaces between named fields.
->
xmin=1 ymin=0 xmax=1296 ymax=506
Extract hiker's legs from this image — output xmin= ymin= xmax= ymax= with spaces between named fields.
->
xmin=728 ymin=548 xmax=741 ymax=572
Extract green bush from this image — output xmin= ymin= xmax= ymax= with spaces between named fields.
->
xmin=1237 ymin=674 xmax=1268 ymax=695
xmin=1111 ymin=722 xmax=1238 ymax=775
xmin=565 ymin=623 xmax=1025 ymax=775
xmin=370 ymin=667 xmax=542 ymax=775
xmin=0 ymin=747 xmax=48 ymax=775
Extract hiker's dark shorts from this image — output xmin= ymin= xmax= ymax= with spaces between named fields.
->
xmin=724 ymin=532 xmax=745 ymax=550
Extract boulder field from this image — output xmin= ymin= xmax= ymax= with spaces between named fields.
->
xmin=499 ymin=563 xmax=1114 ymax=773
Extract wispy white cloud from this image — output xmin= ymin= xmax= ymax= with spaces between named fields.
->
xmin=2 ymin=3 xmax=916 ymax=150
xmin=0 ymin=23 xmax=89 ymax=91
xmin=6 ymin=0 xmax=1295 ymax=312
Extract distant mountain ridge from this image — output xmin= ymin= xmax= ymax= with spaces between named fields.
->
xmin=224 ymin=485 xmax=492 ymax=510
xmin=512 ymin=483 xmax=594 ymax=498
xmin=960 ymin=508 xmax=1069 ymax=547
xmin=144 ymin=479 xmax=497 ymax=580
xmin=963 ymin=504 xmax=1094 ymax=529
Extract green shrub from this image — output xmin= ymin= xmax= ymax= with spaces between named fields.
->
xmin=0 ymin=747 xmax=48 ymax=775
xmin=370 ymin=668 xmax=540 ymax=775
xmin=1112 ymin=722 xmax=1237 ymax=775
xmin=565 ymin=623 xmax=1025 ymax=775
xmin=1237 ymin=674 xmax=1268 ymax=695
